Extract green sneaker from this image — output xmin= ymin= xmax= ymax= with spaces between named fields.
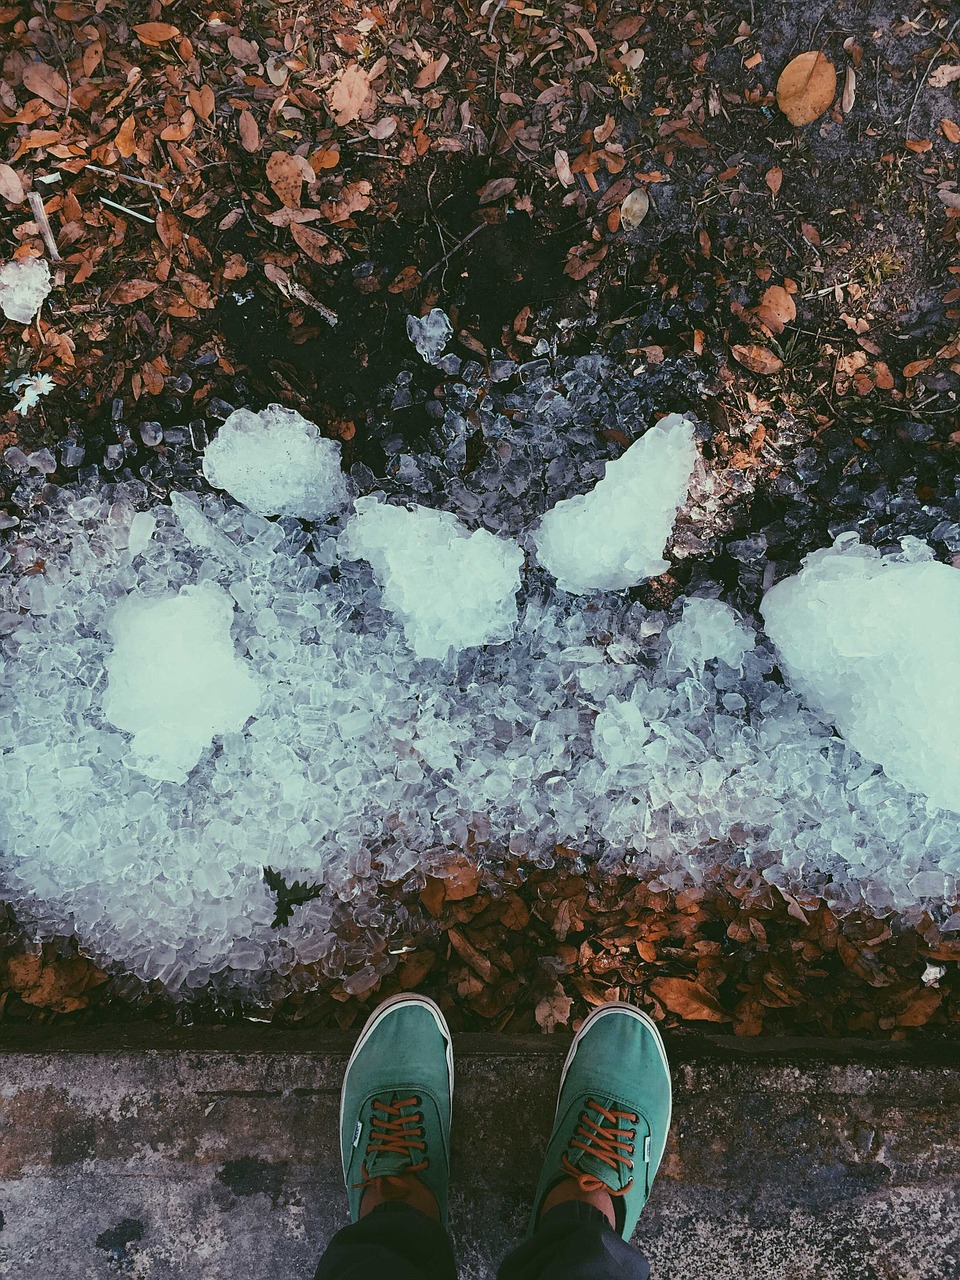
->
xmin=340 ymin=993 xmax=454 ymax=1228
xmin=529 ymin=1001 xmax=672 ymax=1241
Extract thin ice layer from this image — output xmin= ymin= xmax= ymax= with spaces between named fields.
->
xmin=532 ymin=414 xmax=698 ymax=593
xmin=338 ymin=497 xmax=523 ymax=659
xmin=760 ymin=535 xmax=960 ymax=813
xmin=103 ymin=582 xmax=261 ymax=782
xmin=0 ymin=257 xmax=52 ymax=324
xmin=203 ymin=404 xmax=351 ymax=518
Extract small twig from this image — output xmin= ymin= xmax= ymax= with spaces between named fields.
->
xmin=27 ymin=191 xmax=62 ymax=262
xmin=99 ymin=196 xmax=156 ymax=224
xmin=487 ymin=0 xmax=506 ymax=38
xmin=83 ymin=163 xmax=167 ymax=191
xmin=420 ymin=221 xmax=487 ymax=283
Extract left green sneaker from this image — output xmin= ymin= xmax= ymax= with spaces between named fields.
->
xmin=339 ymin=993 xmax=454 ymax=1228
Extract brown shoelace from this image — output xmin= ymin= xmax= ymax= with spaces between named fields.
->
xmin=561 ymin=1098 xmax=637 ymax=1195
xmin=353 ymin=1095 xmax=429 ymax=1189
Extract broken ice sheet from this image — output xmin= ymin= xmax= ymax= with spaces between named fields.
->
xmin=406 ymin=308 xmax=453 ymax=364
xmin=102 ymin=582 xmax=262 ymax=783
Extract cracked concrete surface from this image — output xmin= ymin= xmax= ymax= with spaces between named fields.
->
xmin=0 ymin=1030 xmax=956 ymax=1279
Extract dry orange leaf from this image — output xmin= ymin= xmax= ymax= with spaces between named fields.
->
xmin=327 ymin=63 xmax=371 ymax=126
xmin=238 ymin=108 xmax=260 ymax=152
xmin=266 ymin=150 xmax=304 ymax=208
xmin=156 ymin=210 xmax=182 ymax=248
xmin=107 ymin=279 xmax=160 ymax=304
xmin=290 ymin=221 xmax=336 ymax=264
xmin=942 ymin=118 xmax=960 ymax=144
xmin=115 ymin=114 xmax=137 ymax=158
xmin=188 ymin=84 xmax=215 ymax=122
xmin=905 ymin=138 xmax=932 ymax=153
xmin=903 ymin=359 xmax=932 ymax=378
xmin=732 ymin=343 xmax=784 ymax=374
xmin=414 ymin=53 xmax=450 ymax=89
xmin=311 ymin=146 xmax=340 ymax=171
xmin=765 ymin=165 xmax=783 ymax=196
xmin=21 ymin=61 xmax=70 ymax=109
xmin=755 ymin=284 xmax=796 ymax=335
xmin=649 ymin=976 xmax=731 ymax=1022
xmin=535 ymin=991 xmax=574 ymax=1032
xmin=133 ymin=22 xmax=181 ymax=44
xmin=776 ymin=51 xmax=837 ymax=126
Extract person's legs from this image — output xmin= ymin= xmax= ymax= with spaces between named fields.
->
xmin=312 ymin=993 xmax=458 ymax=1280
xmin=497 ymin=1001 xmax=670 ymax=1280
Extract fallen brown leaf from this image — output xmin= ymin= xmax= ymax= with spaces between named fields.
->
xmin=649 ymin=975 xmax=731 ymax=1022
xmin=0 ymin=163 xmax=25 ymax=204
xmin=755 ymin=284 xmax=796 ymax=335
xmin=133 ymin=22 xmax=181 ymax=44
xmin=732 ymin=343 xmax=784 ymax=374
xmin=21 ymin=62 xmax=70 ymax=110
xmin=478 ymin=176 xmax=517 ymax=205
xmin=776 ymin=51 xmax=837 ymax=126
xmin=238 ymin=109 xmax=260 ymax=153
xmin=327 ymin=63 xmax=372 ymax=126
xmin=414 ymin=54 xmax=450 ymax=89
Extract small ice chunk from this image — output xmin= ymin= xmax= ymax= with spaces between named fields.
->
xmin=102 ymin=582 xmax=261 ymax=782
xmin=532 ymin=414 xmax=698 ymax=593
xmin=0 ymin=257 xmax=52 ymax=324
xmin=761 ymin=535 xmax=960 ymax=812
xmin=127 ymin=511 xmax=157 ymax=558
xmin=202 ymin=404 xmax=351 ymax=518
xmin=406 ymin=309 xmax=453 ymax=364
xmin=593 ymin=697 xmax=650 ymax=769
xmin=338 ymin=497 xmax=523 ymax=660
xmin=668 ymin=597 xmax=755 ymax=671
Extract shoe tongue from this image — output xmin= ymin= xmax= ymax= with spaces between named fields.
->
xmin=567 ymin=1098 xmax=647 ymax=1193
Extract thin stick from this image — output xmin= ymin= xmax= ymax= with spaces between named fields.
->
xmin=27 ymin=191 xmax=62 ymax=262
xmin=84 ymin=163 xmax=167 ymax=191
xmin=99 ymin=196 xmax=156 ymax=224
xmin=420 ymin=221 xmax=487 ymax=283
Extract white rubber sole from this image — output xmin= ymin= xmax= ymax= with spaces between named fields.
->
xmin=339 ymin=993 xmax=455 ymax=1176
xmin=555 ymin=1000 xmax=672 ymax=1137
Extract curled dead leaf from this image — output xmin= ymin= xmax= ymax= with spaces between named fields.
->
xmin=266 ymin=150 xmax=305 ymax=208
xmin=903 ymin=359 xmax=932 ymax=378
xmin=107 ymin=279 xmax=160 ymax=304
xmin=238 ymin=109 xmax=260 ymax=153
xmin=620 ymin=188 xmax=650 ymax=229
xmin=842 ymin=65 xmax=856 ymax=113
xmin=776 ymin=51 xmax=837 ymax=126
xmin=133 ymin=22 xmax=181 ymax=44
xmin=649 ymin=976 xmax=730 ymax=1022
xmin=535 ymin=990 xmax=574 ymax=1032
xmin=327 ymin=63 xmax=372 ymax=127
xmin=0 ymin=163 xmax=25 ymax=204
xmin=414 ymin=53 xmax=450 ymax=89
xmin=478 ymin=176 xmax=517 ymax=204
xmin=941 ymin=119 xmax=960 ymax=144
xmin=21 ymin=61 xmax=69 ymax=109
xmin=755 ymin=284 xmax=796 ymax=335
xmin=732 ymin=343 xmax=784 ymax=374
xmin=765 ymin=166 xmax=783 ymax=197
xmin=554 ymin=149 xmax=574 ymax=188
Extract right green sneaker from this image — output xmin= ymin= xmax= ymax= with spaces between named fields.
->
xmin=528 ymin=1001 xmax=672 ymax=1241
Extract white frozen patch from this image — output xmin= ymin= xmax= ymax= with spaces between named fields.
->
xmin=339 ymin=497 xmax=524 ymax=660
xmin=203 ymin=404 xmax=351 ymax=519
xmin=103 ymin=582 xmax=262 ymax=783
xmin=668 ymin=597 xmax=755 ymax=673
xmin=761 ymin=534 xmax=960 ymax=814
xmin=532 ymin=414 xmax=698 ymax=593
xmin=0 ymin=257 xmax=52 ymax=324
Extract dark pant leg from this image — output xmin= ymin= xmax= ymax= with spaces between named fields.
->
xmin=313 ymin=1202 xmax=458 ymax=1280
xmin=496 ymin=1202 xmax=651 ymax=1280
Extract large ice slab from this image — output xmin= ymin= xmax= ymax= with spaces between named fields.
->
xmin=203 ymin=404 xmax=350 ymax=518
xmin=103 ymin=582 xmax=262 ymax=783
xmin=338 ymin=498 xmax=523 ymax=660
xmin=760 ymin=535 xmax=960 ymax=813
xmin=532 ymin=414 xmax=698 ymax=593
xmin=0 ymin=256 xmax=52 ymax=323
